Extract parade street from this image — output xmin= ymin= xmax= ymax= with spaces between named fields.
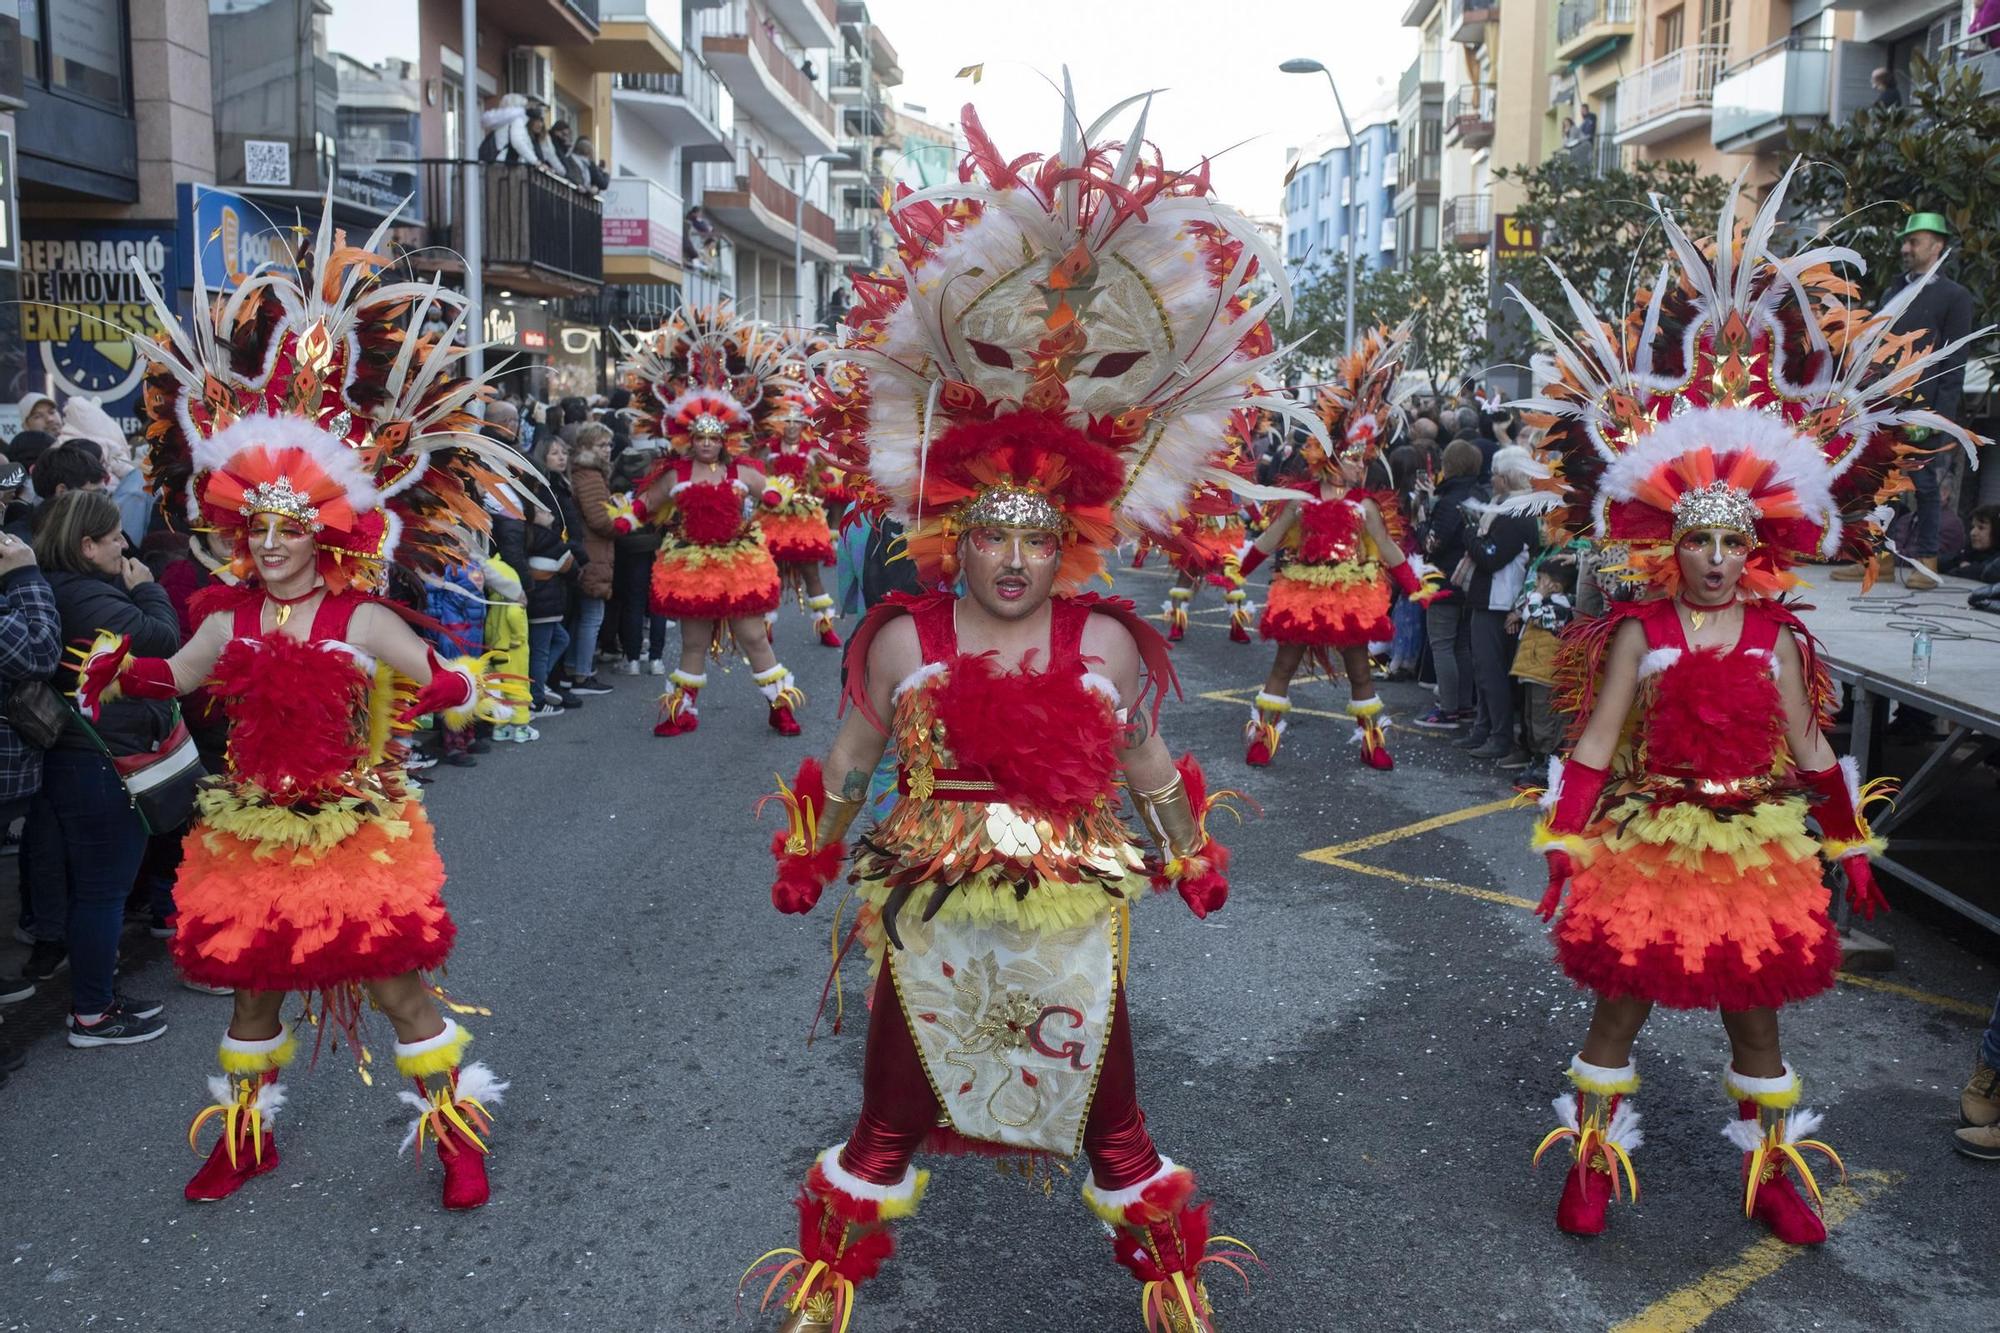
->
xmin=2 ymin=567 xmax=1995 ymax=1333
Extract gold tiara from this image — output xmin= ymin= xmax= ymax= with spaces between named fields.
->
xmin=1671 ymin=480 xmax=1761 ymax=539
xmin=957 ymin=484 xmax=1065 ymax=533
xmin=238 ymin=477 xmax=324 ymax=531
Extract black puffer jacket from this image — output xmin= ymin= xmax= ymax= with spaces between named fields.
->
xmin=493 ymin=509 xmax=576 ymax=624
xmin=46 ymin=567 xmax=179 ymax=754
xmin=1418 ymin=474 xmax=1484 ymax=604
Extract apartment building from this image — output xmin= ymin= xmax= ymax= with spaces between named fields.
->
xmin=1280 ymin=111 xmax=1400 ymax=287
xmin=1402 ymin=0 xmax=1551 ymax=261
xmin=1614 ymin=0 xmax=1967 ymax=183
xmin=1545 ymin=0 xmax=1640 ymax=175
xmin=829 ymin=2 xmax=901 ymax=286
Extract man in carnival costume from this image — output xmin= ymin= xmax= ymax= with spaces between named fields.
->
xmin=742 ymin=82 xmax=1314 ymax=1332
xmin=74 ymin=207 xmax=538 ymax=1209
xmin=1520 ymin=162 xmax=1985 ymax=1243
xmin=612 ymin=305 xmax=810 ymax=737
xmin=1237 ymin=325 xmax=1443 ymax=770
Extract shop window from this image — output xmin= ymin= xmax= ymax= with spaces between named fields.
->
xmin=23 ymin=0 xmax=129 ymax=109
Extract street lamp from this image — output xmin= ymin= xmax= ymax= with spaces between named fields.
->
xmin=1280 ymin=56 xmax=1357 ymax=352
xmin=793 ymin=151 xmax=853 ymax=330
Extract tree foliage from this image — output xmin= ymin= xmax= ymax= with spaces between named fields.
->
xmin=1493 ymin=153 xmax=1732 ymax=359
xmin=1787 ymin=57 xmax=2000 ymax=335
xmin=1280 ymin=247 xmax=1489 ymax=398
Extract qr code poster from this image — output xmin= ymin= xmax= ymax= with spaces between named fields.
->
xmin=243 ymin=140 xmax=291 ymax=188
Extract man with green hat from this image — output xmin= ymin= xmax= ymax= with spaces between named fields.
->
xmin=1838 ymin=211 xmax=1974 ymax=589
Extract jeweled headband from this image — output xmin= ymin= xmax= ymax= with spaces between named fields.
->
xmin=1671 ymin=479 xmax=1762 ymax=540
xmin=238 ymin=476 xmax=324 ymax=532
xmin=957 ymin=484 xmax=1066 ymax=533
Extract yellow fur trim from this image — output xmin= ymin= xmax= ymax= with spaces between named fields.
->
xmin=1724 ymin=1068 xmax=1802 ymax=1109
xmin=878 ymin=1169 xmax=930 ymax=1221
xmin=1568 ymin=1064 xmax=1640 ymax=1097
xmin=1344 ymin=697 xmax=1386 ymax=719
xmin=1596 ymin=794 xmax=1820 ymax=870
xmin=1167 ymin=586 xmax=1193 ymax=603
xmin=394 ymin=1024 xmax=473 ymax=1080
xmin=217 ymin=1030 xmax=298 ymax=1075
xmin=854 ymin=868 xmax=1144 ymax=933
xmin=1273 ymin=558 xmax=1380 ymax=588
xmin=195 ymin=784 xmax=410 ymax=856
xmin=1530 ymin=821 xmax=1592 ymax=859
xmin=1820 ymin=835 xmax=1887 ymax=862
xmin=1253 ymin=693 xmax=1291 ymax=715
xmin=1081 ymin=1164 xmax=1196 ymax=1225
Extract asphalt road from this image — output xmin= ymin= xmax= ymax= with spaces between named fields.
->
xmin=4 ymin=564 xmax=1999 ymax=1333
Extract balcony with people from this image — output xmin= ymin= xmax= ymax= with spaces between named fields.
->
xmin=417 ymin=159 xmax=604 ymax=297
xmin=695 ymin=0 xmax=841 ymax=158
xmin=1614 ymin=42 xmax=1729 ymax=144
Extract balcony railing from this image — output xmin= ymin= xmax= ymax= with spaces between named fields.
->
xmin=1614 ymin=43 xmax=1728 ymax=143
xmin=1945 ymin=21 xmax=2000 ymax=96
xmin=695 ymin=0 xmax=838 ymax=137
xmin=419 ymin=161 xmax=603 ymax=288
xmin=1556 ymin=0 xmax=1633 ymax=50
xmin=614 ymin=53 xmax=727 ymax=130
xmin=1445 ymin=85 xmax=1496 ymax=146
xmin=696 ymin=145 xmax=837 ymax=249
xmin=1448 ymin=0 xmax=1498 ymax=43
xmin=1398 ymin=49 xmax=1444 ymax=104
xmin=1711 ymin=36 xmax=1833 ymax=149
xmin=1442 ymin=193 xmax=1491 ymax=249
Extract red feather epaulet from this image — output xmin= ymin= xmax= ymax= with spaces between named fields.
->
xmin=839 ymin=591 xmax=950 ymax=731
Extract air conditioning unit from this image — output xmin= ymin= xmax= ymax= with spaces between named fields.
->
xmin=508 ymin=48 xmax=554 ymax=108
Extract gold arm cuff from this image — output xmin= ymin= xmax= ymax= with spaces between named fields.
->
xmin=1130 ymin=772 xmax=1202 ymax=860
xmin=817 ymin=790 xmax=862 ymax=849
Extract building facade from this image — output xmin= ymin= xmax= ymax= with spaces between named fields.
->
xmin=1281 ymin=113 xmax=1399 ymax=287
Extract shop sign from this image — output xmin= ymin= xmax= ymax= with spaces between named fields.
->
xmin=601 ymin=177 xmax=681 ymax=266
xmin=1495 ymin=214 xmax=1542 ymax=260
xmin=483 ymin=301 xmax=550 ymax=353
xmin=178 ymin=183 xmax=294 ymax=294
xmin=19 ymin=224 xmax=176 ymax=433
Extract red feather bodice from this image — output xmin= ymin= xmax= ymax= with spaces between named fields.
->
xmin=208 ymin=634 xmax=373 ymax=799
xmin=1294 ymin=491 xmax=1371 ymax=566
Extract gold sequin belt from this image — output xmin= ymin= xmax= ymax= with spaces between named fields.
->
xmin=897 ymin=764 xmax=999 ymax=802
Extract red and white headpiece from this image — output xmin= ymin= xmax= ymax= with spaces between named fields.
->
xmin=815 ymin=75 xmax=1317 ymax=592
xmin=1517 ymin=159 xmax=1989 ymax=597
xmin=617 ymin=303 xmax=805 ymax=457
xmin=1311 ymin=321 xmax=1412 ymax=479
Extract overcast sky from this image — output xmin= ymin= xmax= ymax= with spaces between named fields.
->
xmin=858 ymin=0 xmax=1418 ymax=219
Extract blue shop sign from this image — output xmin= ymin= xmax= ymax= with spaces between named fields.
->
xmin=178 ymin=183 xmax=303 ymax=294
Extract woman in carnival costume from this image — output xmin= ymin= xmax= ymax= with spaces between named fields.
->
xmin=1522 ymin=164 xmax=1985 ymax=1242
xmin=1238 ymin=325 xmax=1443 ymax=770
xmin=74 ymin=213 xmax=537 ymax=1209
xmin=742 ymin=83 xmax=1315 ymax=1332
xmin=613 ymin=305 xmax=809 ymax=737
xmin=1142 ymin=411 xmax=1262 ymax=647
xmin=758 ymin=404 xmax=845 ymax=649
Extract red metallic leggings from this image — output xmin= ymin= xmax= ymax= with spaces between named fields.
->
xmin=836 ymin=965 xmax=1163 ymax=1191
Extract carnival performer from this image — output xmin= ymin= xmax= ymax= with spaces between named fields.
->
xmin=741 ymin=85 xmax=1314 ymax=1333
xmin=758 ymin=409 xmax=843 ymax=649
xmin=71 ymin=212 xmax=536 ymax=1209
xmin=1521 ymin=163 xmax=1985 ymax=1243
xmin=614 ymin=305 xmax=807 ymax=738
xmin=1238 ymin=326 xmax=1441 ymax=770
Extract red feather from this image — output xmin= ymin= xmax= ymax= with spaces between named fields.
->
xmin=207 ymin=635 xmax=370 ymax=799
xmin=675 ymin=480 xmax=748 ymax=545
xmin=831 ymin=1227 xmax=896 ymax=1283
xmin=1644 ymin=647 xmax=1783 ymax=781
xmin=931 ymin=651 xmax=1121 ymax=819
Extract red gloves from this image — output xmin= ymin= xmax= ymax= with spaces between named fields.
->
xmin=762 ymin=757 xmax=849 ymax=915
xmin=1143 ymin=754 xmax=1237 ymax=920
xmin=1389 ymin=556 xmax=1445 ymax=605
xmin=72 ymin=633 xmax=178 ymax=721
xmin=1800 ymin=761 xmax=1891 ymax=920
xmin=608 ymin=492 xmax=649 ymax=536
xmin=396 ymin=650 xmax=476 ymax=724
xmin=1238 ymin=544 xmax=1268 ymax=577
xmin=1531 ymin=757 xmax=1610 ymax=921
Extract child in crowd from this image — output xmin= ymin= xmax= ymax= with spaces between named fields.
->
xmin=1508 ymin=555 xmax=1576 ymax=790
xmin=482 ymin=554 xmax=537 ymax=743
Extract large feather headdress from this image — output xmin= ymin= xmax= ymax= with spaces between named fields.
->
xmin=617 ymin=303 xmax=805 ymax=456
xmin=1514 ymin=159 xmax=1990 ymax=597
xmin=1310 ymin=320 xmax=1413 ymax=480
xmin=816 ymin=75 xmax=1319 ymax=591
xmin=131 ymin=198 xmax=537 ymax=594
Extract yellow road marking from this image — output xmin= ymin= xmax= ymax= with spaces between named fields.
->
xmin=1197 ymin=688 xmax=1354 ymax=723
xmin=1299 ymin=797 xmax=1519 ymax=860
xmin=1317 ymin=856 xmax=1539 ymax=910
xmin=1609 ymin=1171 xmax=1899 ymax=1333
xmin=1832 ymin=972 xmax=1988 ymax=1018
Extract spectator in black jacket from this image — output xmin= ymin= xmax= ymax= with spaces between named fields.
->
xmin=21 ymin=491 xmax=178 ymax=1047
xmin=1460 ymin=447 xmax=1545 ymax=763
xmin=1875 ymin=214 xmax=1973 ymax=590
xmin=0 ymin=527 xmax=62 ymax=1010
xmin=608 ymin=443 xmax=669 ymax=674
xmin=493 ymin=488 xmax=576 ymax=715
xmin=1414 ymin=440 xmax=1484 ymax=731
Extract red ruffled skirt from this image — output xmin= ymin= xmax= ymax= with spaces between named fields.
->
xmin=651 ymin=535 xmax=782 ymax=619
xmin=170 ymin=796 xmax=454 ymax=991
xmin=1553 ymin=793 xmax=1839 ymax=1010
xmin=1260 ymin=559 xmax=1391 ymax=647
xmin=758 ymin=506 xmax=836 ymax=565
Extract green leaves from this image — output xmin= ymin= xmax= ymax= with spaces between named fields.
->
xmin=1281 ymin=248 xmax=1489 ymax=398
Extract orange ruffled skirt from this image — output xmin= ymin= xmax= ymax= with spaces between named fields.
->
xmin=1553 ymin=794 xmax=1839 ymax=1010
xmin=758 ymin=506 xmax=836 ymax=566
xmin=651 ymin=535 xmax=782 ymax=619
xmin=1260 ymin=560 xmax=1392 ymax=646
xmin=169 ymin=797 xmax=455 ymax=992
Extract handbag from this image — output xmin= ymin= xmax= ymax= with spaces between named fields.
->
xmin=71 ymin=704 xmax=207 ymax=836
xmin=6 ymin=679 xmax=70 ymax=750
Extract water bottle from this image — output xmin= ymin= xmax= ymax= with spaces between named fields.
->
xmin=1911 ymin=627 xmax=1932 ymax=686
